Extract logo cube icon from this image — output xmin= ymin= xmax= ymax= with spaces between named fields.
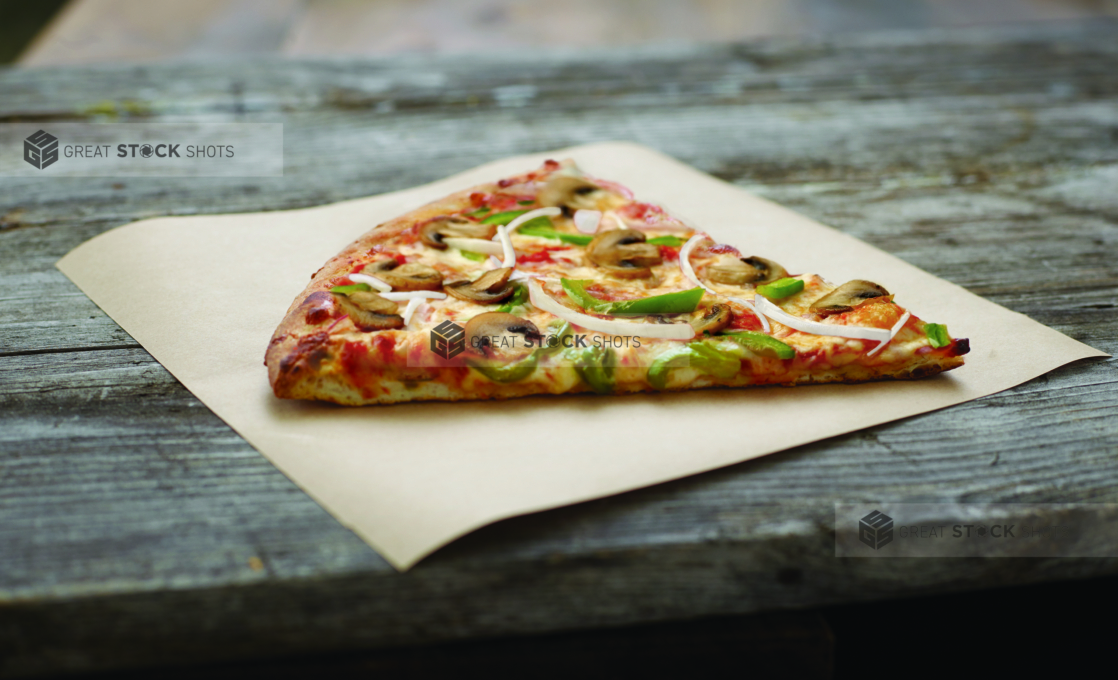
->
xmin=859 ymin=510 xmax=894 ymax=550
xmin=430 ymin=320 xmax=465 ymax=360
xmin=24 ymin=130 xmax=59 ymax=170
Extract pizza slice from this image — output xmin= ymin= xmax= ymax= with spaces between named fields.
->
xmin=266 ymin=160 xmax=969 ymax=405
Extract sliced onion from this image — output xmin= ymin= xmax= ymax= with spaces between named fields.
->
xmin=509 ymin=269 xmax=539 ymax=282
xmin=752 ymin=295 xmax=891 ymax=342
xmin=573 ymin=209 xmax=602 ymax=233
xmin=442 ymin=237 xmax=504 ymax=256
xmin=497 ymin=224 xmax=516 ymax=267
xmin=505 ymin=207 xmax=562 ymax=234
xmin=587 ymin=176 xmax=635 ymax=200
xmin=401 ymin=298 xmax=423 ymax=326
xmin=679 ymin=234 xmax=771 ymax=333
xmin=349 ymin=272 xmax=392 ymax=292
xmin=678 ymin=233 xmax=714 ymax=295
xmin=527 ymin=279 xmax=694 ymax=340
xmin=380 ymin=291 xmax=447 ymax=301
xmin=865 ymin=310 xmax=912 ymax=357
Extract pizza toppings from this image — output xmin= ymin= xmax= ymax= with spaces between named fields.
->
xmin=538 ymin=175 xmax=617 ymax=213
xmin=528 ymin=279 xmax=695 ymax=340
xmin=481 ymin=210 xmax=531 ymax=225
xmin=419 ymin=215 xmax=496 ymax=249
xmin=503 ymin=207 xmax=563 ymax=234
xmin=348 ymin=273 xmax=393 ymax=292
xmin=376 ymin=263 xmax=444 ymax=291
xmin=571 ymin=346 xmax=615 ymax=394
xmin=401 ymin=298 xmax=424 ymax=326
xmin=464 ymin=312 xmax=542 ymax=360
xmin=332 ymin=292 xmax=404 ymax=331
xmin=866 ymin=310 xmax=912 ymax=358
xmin=445 ymin=267 xmax=517 ymax=303
xmin=690 ymin=303 xmax=733 ymax=335
xmin=573 ymin=209 xmax=602 ymax=233
xmin=924 ymin=322 xmax=951 ymax=348
xmin=379 ymin=291 xmax=447 ymax=301
xmin=271 ymin=159 xmax=969 ymax=405
xmin=586 ymin=229 xmax=662 ymax=279
xmin=442 ymin=237 xmax=504 ymax=256
xmin=756 ymin=277 xmax=806 ymax=300
xmin=720 ymin=330 xmax=796 ymax=360
xmin=752 ymin=295 xmax=891 ymax=342
xmin=809 ymin=280 xmax=891 ymax=315
xmin=679 ymin=234 xmax=771 ymax=334
xmin=560 ymin=278 xmax=703 ymax=315
xmin=517 ymin=221 xmax=594 ymax=246
xmin=706 ymin=255 xmax=788 ymax=286
xmin=647 ymin=342 xmax=740 ymax=390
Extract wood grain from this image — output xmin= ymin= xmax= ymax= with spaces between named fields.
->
xmin=1 ymin=22 xmax=1116 ymax=677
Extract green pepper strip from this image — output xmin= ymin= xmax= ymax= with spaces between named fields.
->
xmin=467 ymin=322 xmax=572 ymax=383
xmin=567 ymin=345 xmax=616 ymax=394
xmin=517 ymin=200 xmax=535 ymax=206
xmin=518 ymin=220 xmax=594 ymax=246
xmin=561 ymin=279 xmax=704 ymax=315
xmin=647 ymin=342 xmax=741 ymax=390
xmin=720 ymin=330 xmax=795 ymax=360
xmin=467 ymin=353 xmax=538 ymax=383
xmin=481 ymin=209 xmax=530 ymax=225
xmin=458 ymin=249 xmax=487 ymax=262
xmin=924 ymin=322 xmax=951 ymax=348
xmin=330 ymin=283 xmax=371 ymax=295
xmin=756 ymin=277 xmax=805 ymax=299
xmin=540 ymin=321 xmax=573 ymax=355
xmin=646 ymin=236 xmax=685 ymax=246
xmin=464 ymin=206 xmax=490 ymax=218
xmin=495 ymin=283 xmax=529 ymax=313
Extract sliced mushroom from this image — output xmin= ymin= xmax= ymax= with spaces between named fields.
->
xmin=332 ymin=292 xmax=403 ymax=331
xmin=445 ymin=267 xmax=517 ymax=303
xmin=690 ymin=303 xmax=732 ymax=335
xmin=464 ymin=312 xmax=541 ymax=360
xmin=538 ymin=175 xmax=622 ymax=214
xmin=366 ymin=258 xmax=398 ymax=272
xmin=419 ymin=215 xmax=497 ymax=249
xmin=706 ymin=256 xmax=788 ymax=287
xmin=347 ymin=290 xmax=399 ymax=314
xmin=810 ymin=280 xmax=891 ymax=315
xmin=376 ymin=263 xmax=444 ymax=291
xmin=587 ymin=229 xmax=663 ymax=279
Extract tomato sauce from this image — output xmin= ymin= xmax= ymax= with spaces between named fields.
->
xmin=371 ymin=334 xmax=396 ymax=363
xmin=365 ymin=244 xmax=408 ymax=265
xmin=583 ymin=283 xmax=642 ymax=301
xmin=707 ymin=243 xmax=741 ymax=256
xmin=659 ymin=245 xmax=680 ymax=262
xmin=728 ymin=311 xmax=763 ymax=331
xmin=620 ymin=202 xmax=664 ymax=222
xmin=519 ymin=245 xmax=570 ymax=264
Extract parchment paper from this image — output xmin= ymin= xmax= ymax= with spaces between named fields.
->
xmin=56 ymin=142 xmax=1107 ymax=570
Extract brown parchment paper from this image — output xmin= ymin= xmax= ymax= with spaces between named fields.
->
xmin=56 ymin=142 xmax=1107 ymax=570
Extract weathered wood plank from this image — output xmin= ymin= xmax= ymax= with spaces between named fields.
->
xmin=1 ymin=22 xmax=1116 ymax=677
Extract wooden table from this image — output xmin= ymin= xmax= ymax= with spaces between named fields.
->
xmin=2 ymin=22 xmax=1116 ymax=677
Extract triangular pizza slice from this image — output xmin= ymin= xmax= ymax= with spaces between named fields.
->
xmin=266 ymin=160 xmax=968 ymax=405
